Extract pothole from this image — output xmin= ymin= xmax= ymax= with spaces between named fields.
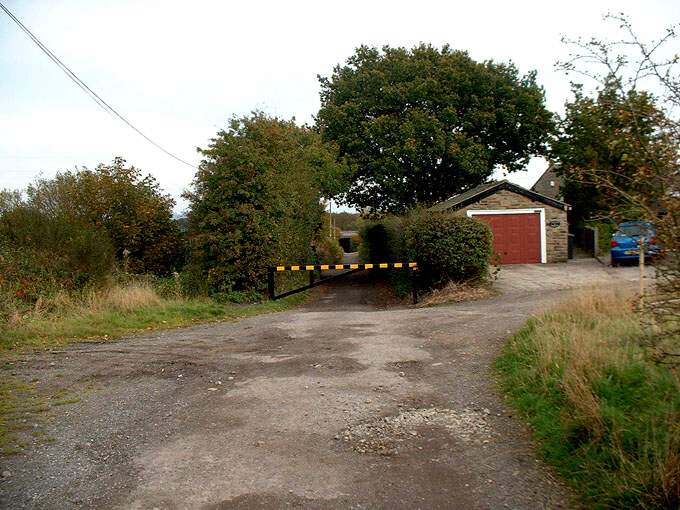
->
xmin=339 ymin=407 xmax=495 ymax=455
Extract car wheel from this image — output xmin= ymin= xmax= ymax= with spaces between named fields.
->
xmin=611 ymin=259 xmax=619 ymax=267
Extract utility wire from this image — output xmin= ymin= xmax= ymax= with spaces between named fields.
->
xmin=0 ymin=2 xmax=197 ymax=169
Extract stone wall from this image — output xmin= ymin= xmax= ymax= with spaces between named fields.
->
xmin=453 ymin=189 xmax=568 ymax=263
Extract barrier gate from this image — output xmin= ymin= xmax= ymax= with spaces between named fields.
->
xmin=268 ymin=262 xmax=419 ymax=304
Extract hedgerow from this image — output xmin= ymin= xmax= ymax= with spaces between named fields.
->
xmin=403 ymin=211 xmax=493 ymax=288
xmin=358 ymin=210 xmax=493 ymax=290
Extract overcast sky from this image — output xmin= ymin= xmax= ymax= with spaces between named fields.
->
xmin=1 ymin=0 xmax=678 ymax=213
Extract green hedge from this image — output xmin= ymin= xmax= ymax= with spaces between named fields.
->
xmin=358 ymin=216 xmax=404 ymax=263
xmin=404 ymin=211 xmax=493 ymax=289
xmin=359 ymin=210 xmax=492 ymax=290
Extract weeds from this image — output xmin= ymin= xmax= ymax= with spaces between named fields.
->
xmin=496 ymin=289 xmax=680 ymax=508
xmin=0 ymin=374 xmax=48 ymax=455
xmin=417 ymin=279 xmax=496 ymax=307
xmin=0 ymin=281 xmax=306 ymax=354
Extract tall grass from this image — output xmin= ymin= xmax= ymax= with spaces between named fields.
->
xmin=0 ymin=281 xmax=305 ymax=353
xmin=496 ymin=289 xmax=680 ymax=509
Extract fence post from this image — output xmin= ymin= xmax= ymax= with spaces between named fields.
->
xmin=268 ymin=267 xmax=275 ymax=300
xmin=639 ymin=237 xmax=645 ymax=301
xmin=309 ymin=270 xmax=315 ymax=286
xmin=411 ymin=268 xmax=418 ymax=305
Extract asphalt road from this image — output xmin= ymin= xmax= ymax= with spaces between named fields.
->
xmin=1 ymin=259 xmax=646 ymax=509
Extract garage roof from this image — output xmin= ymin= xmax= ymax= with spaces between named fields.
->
xmin=430 ymin=180 xmax=570 ymax=212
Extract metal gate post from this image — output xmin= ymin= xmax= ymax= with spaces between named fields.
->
xmin=268 ymin=267 xmax=275 ymax=300
xmin=309 ymin=270 xmax=315 ymax=286
xmin=411 ymin=268 xmax=418 ymax=305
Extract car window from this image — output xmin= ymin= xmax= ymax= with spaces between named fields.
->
xmin=618 ymin=224 xmax=652 ymax=236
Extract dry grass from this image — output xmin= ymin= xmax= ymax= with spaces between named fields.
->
xmin=0 ymin=282 xmax=306 ymax=354
xmin=418 ymin=280 xmax=496 ymax=307
xmin=6 ymin=282 xmax=165 ymax=325
xmin=89 ymin=283 xmax=163 ymax=312
xmin=496 ymin=288 xmax=680 ymax=508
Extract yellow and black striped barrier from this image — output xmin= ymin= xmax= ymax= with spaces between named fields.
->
xmin=268 ymin=261 xmax=419 ymax=303
xmin=274 ymin=262 xmax=417 ymax=272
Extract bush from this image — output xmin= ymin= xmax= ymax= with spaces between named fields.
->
xmin=350 ymin=233 xmax=362 ymax=251
xmin=313 ymin=213 xmax=344 ymax=264
xmin=26 ymin=158 xmax=183 ymax=275
xmin=0 ymin=206 xmax=114 ymax=305
xmin=358 ymin=217 xmax=405 ymax=263
xmin=315 ymin=237 xmax=344 ymax=264
xmin=359 ymin=211 xmax=493 ymax=290
xmin=403 ymin=211 xmax=492 ymax=288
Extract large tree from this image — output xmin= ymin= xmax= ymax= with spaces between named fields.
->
xmin=316 ymin=44 xmax=554 ymax=213
xmin=185 ymin=113 xmax=347 ymax=294
xmin=553 ymin=81 xmax=673 ymax=225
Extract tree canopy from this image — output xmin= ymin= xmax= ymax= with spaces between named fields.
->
xmin=316 ymin=44 xmax=554 ymax=214
xmin=553 ymin=81 xmax=674 ymax=225
xmin=185 ymin=113 xmax=347 ymax=294
xmin=556 ymin=13 xmax=680 ymax=367
xmin=26 ymin=158 xmax=182 ymax=274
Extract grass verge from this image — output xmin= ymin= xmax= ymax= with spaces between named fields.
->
xmin=495 ymin=289 xmax=680 ymax=509
xmin=0 ymin=286 xmax=306 ymax=354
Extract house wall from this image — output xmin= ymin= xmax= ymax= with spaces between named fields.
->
xmin=454 ymin=189 xmax=568 ymax=263
xmin=531 ymin=165 xmax=563 ymax=200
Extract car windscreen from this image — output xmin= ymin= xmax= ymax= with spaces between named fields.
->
xmin=619 ymin=224 xmax=651 ymax=236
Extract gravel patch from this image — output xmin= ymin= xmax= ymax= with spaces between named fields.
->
xmin=341 ymin=406 xmax=495 ymax=455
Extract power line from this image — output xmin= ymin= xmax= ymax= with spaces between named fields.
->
xmin=0 ymin=2 xmax=197 ymax=169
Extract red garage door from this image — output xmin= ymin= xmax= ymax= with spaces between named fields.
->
xmin=472 ymin=212 xmax=541 ymax=264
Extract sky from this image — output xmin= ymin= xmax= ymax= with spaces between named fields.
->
xmin=1 ymin=0 xmax=679 ymax=213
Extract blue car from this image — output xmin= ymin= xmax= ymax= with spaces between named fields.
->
xmin=610 ymin=221 xmax=660 ymax=266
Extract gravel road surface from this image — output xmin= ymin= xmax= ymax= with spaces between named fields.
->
xmin=1 ymin=259 xmax=646 ymax=509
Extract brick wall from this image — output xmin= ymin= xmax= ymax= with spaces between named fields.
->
xmin=454 ymin=189 xmax=568 ymax=263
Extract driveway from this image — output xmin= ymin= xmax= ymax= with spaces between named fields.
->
xmin=0 ymin=260 xmax=644 ymax=509
xmin=494 ymin=257 xmax=652 ymax=294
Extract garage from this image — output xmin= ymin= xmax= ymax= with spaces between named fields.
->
xmin=469 ymin=210 xmax=542 ymax=264
xmin=431 ymin=180 xmax=570 ymax=264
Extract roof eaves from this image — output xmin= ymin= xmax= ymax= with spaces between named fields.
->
xmin=432 ymin=180 xmax=571 ymax=212
xmin=430 ymin=180 xmax=505 ymax=211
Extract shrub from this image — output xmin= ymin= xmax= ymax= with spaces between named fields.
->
xmin=350 ymin=233 xmax=362 ymax=251
xmin=358 ymin=217 xmax=405 ymax=263
xmin=357 ymin=211 xmax=492 ymax=292
xmin=313 ymin=213 xmax=344 ymax=264
xmin=403 ymin=211 xmax=492 ymax=288
xmin=26 ymin=158 xmax=183 ymax=275
xmin=315 ymin=237 xmax=344 ymax=264
xmin=0 ymin=205 xmax=114 ymax=305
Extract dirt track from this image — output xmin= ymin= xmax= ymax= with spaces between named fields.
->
xmin=1 ymin=260 xmax=646 ymax=509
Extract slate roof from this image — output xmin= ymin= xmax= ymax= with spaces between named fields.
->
xmin=430 ymin=180 xmax=570 ymax=212
xmin=531 ymin=164 xmax=563 ymax=200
